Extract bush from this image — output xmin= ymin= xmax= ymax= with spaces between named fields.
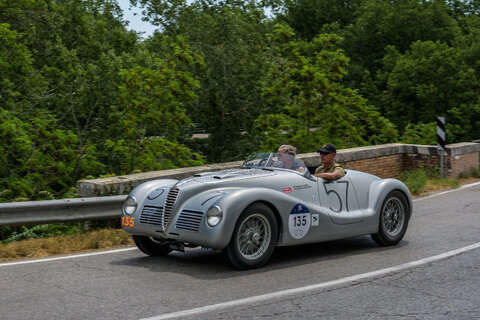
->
xmin=0 ymin=110 xmax=102 ymax=202
xmin=458 ymin=171 xmax=469 ymax=179
xmin=0 ymin=219 xmax=122 ymax=243
xmin=458 ymin=166 xmax=480 ymax=179
xmin=470 ymin=166 xmax=480 ymax=178
xmin=1 ymin=223 xmax=84 ymax=243
xmin=400 ymin=168 xmax=428 ymax=195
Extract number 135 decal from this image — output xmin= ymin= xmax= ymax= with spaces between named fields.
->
xmin=323 ymin=181 xmax=349 ymax=213
xmin=122 ymin=216 xmax=135 ymax=227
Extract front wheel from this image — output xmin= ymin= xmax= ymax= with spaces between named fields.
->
xmin=371 ymin=190 xmax=410 ymax=246
xmin=133 ymin=235 xmax=173 ymax=256
xmin=225 ymin=203 xmax=278 ymax=270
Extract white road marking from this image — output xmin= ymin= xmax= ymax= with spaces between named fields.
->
xmin=140 ymin=242 xmax=480 ymax=320
xmin=0 ymin=247 xmax=137 ymax=267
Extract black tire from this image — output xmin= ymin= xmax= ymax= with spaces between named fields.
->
xmin=225 ymin=203 xmax=278 ymax=270
xmin=371 ymin=190 xmax=410 ymax=246
xmin=133 ymin=235 xmax=173 ymax=256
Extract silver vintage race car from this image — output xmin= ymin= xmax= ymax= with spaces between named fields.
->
xmin=121 ymin=152 xmax=412 ymax=269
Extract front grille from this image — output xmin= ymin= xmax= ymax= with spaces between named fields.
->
xmin=139 ymin=206 xmax=163 ymax=226
xmin=175 ymin=209 xmax=204 ymax=232
xmin=163 ymin=187 xmax=180 ymax=229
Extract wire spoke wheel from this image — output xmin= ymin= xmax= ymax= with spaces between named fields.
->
xmin=371 ymin=190 xmax=410 ymax=246
xmin=225 ymin=203 xmax=277 ymax=269
xmin=382 ymin=197 xmax=405 ymax=237
xmin=237 ymin=213 xmax=271 ymax=260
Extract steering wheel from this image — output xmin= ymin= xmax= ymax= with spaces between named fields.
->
xmin=258 ymin=158 xmax=268 ymax=167
xmin=272 ymin=160 xmax=283 ymax=168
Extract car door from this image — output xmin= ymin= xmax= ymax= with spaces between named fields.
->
xmin=317 ymin=173 xmax=363 ymax=224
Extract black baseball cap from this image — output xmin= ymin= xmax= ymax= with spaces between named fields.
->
xmin=317 ymin=144 xmax=336 ymax=154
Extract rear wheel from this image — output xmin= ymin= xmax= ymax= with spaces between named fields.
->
xmin=371 ymin=190 xmax=410 ymax=246
xmin=225 ymin=203 xmax=277 ymax=270
xmin=133 ymin=235 xmax=173 ymax=256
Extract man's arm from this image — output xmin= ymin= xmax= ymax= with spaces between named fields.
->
xmin=314 ymin=170 xmax=343 ymax=180
xmin=314 ymin=167 xmax=345 ymax=180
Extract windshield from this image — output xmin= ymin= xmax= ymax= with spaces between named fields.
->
xmin=242 ymin=152 xmax=308 ymax=174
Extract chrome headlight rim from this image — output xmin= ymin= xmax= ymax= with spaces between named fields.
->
xmin=206 ymin=205 xmax=223 ymax=227
xmin=123 ymin=196 xmax=138 ymax=215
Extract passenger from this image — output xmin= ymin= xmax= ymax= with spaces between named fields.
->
xmin=277 ymin=145 xmax=305 ymax=172
xmin=314 ymin=144 xmax=345 ymax=180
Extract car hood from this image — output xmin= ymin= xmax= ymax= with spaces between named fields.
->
xmin=175 ymin=168 xmax=277 ymax=187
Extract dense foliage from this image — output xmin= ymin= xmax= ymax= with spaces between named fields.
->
xmin=1 ymin=0 xmax=480 ymax=202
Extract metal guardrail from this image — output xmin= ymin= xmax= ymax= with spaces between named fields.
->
xmin=0 ymin=195 xmax=127 ymax=226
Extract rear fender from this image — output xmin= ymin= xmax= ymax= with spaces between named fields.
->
xmin=365 ymin=179 xmax=412 ymax=232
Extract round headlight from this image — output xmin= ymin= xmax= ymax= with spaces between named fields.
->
xmin=206 ymin=205 xmax=223 ymax=227
xmin=123 ymin=196 xmax=137 ymax=215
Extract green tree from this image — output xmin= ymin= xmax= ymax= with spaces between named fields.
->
xmin=257 ymin=24 xmax=398 ymax=152
xmin=447 ymin=102 xmax=480 ymax=143
xmin=0 ymin=109 xmax=101 ymax=202
xmin=380 ymin=41 xmax=478 ymax=140
xmin=105 ymin=37 xmax=205 ymax=174
xmin=275 ymin=0 xmax=360 ymax=40
xmin=343 ymin=0 xmax=458 ymax=72
xmin=0 ymin=21 xmax=101 ymax=201
xmin=1 ymin=0 xmax=142 ymax=142
xmin=141 ymin=1 xmax=271 ymax=161
xmin=0 ymin=23 xmax=45 ymax=114
xmin=339 ymin=0 xmax=461 ymax=106
xmin=401 ymin=122 xmax=436 ymax=145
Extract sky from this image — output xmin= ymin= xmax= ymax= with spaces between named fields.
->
xmin=116 ymin=0 xmax=273 ymax=38
xmin=117 ymin=0 xmax=157 ymax=38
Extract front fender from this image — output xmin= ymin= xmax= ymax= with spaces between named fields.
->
xmin=179 ymin=187 xmax=293 ymax=249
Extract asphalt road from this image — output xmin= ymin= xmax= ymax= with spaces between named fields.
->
xmin=1 ymin=183 xmax=479 ymax=320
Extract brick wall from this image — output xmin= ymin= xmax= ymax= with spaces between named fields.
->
xmin=335 ymin=146 xmax=479 ymax=180
xmin=401 ymin=153 xmax=441 ymax=177
xmin=449 ymin=152 xmax=479 ymax=177
xmin=340 ymin=154 xmax=403 ymax=179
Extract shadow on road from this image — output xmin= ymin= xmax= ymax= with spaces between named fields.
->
xmin=110 ymin=235 xmax=409 ymax=279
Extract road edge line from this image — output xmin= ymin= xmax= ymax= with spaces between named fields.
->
xmin=0 ymin=247 xmax=137 ymax=267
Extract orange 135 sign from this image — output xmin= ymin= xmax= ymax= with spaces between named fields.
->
xmin=122 ymin=216 xmax=135 ymax=227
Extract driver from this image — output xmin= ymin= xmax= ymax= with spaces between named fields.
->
xmin=277 ymin=145 xmax=305 ymax=172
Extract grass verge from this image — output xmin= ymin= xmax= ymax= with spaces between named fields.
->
xmin=0 ymin=229 xmax=134 ymax=262
xmin=417 ymin=177 xmax=477 ymax=196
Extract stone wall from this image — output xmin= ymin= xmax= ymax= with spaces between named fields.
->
xmin=77 ymin=142 xmax=480 ymax=197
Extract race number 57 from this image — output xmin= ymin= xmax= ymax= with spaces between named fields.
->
xmin=323 ymin=181 xmax=349 ymax=213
